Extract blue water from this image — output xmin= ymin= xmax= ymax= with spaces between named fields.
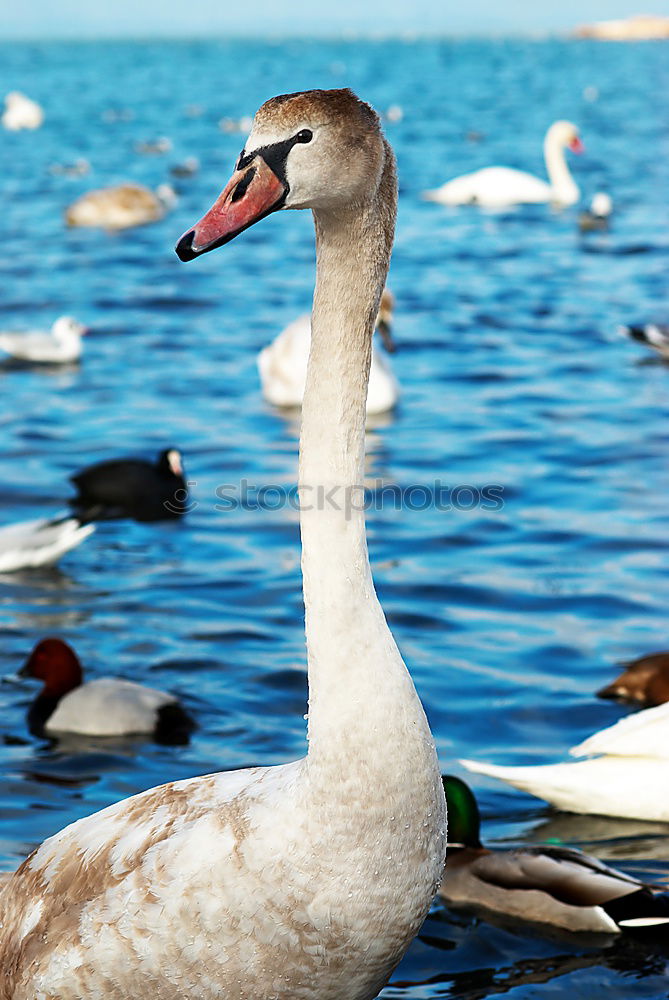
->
xmin=2 ymin=37 xmax=669 ymax=997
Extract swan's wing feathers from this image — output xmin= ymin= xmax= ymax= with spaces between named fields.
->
xmin=570 ymin=702 xmax=669 ymax=759
xmin=0 ymin=765 xmax=276 ymax=976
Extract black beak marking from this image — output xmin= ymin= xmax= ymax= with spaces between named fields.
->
xmin=230 ymin=166 xmax=256 ymax=204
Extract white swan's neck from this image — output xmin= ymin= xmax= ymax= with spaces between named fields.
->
xmin=298 ymin=147 xmax=417 ymax=763
xmin=544 ymin=132 xmax=579 ymax=205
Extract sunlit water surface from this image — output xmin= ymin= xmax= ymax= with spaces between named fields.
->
xmin=1 ymin=36 xmax=669 ymax=998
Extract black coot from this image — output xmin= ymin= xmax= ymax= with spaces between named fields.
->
xmin=70 ymin=448 xmax=188 ymax=522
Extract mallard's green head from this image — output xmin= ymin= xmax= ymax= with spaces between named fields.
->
xmin=442 ymin=775 xmax=482 ymax=849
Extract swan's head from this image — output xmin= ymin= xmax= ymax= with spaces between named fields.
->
xmin=175 ymin=88 xmax=386 ymax=260
xmin=545 ymin=120 xmax=584 ymax=154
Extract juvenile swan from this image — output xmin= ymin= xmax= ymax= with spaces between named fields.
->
xmin=0 ymin=89 xmax=446 ymax=1000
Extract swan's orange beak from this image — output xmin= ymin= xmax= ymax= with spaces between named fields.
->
xmin=175 ymin=156 xmax=286 ymax=261
xmin=569 ymin=136 xmax=585 ymax=154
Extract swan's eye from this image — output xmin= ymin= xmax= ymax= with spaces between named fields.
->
xmin=295 ymin=129 xmax=313 ymax=144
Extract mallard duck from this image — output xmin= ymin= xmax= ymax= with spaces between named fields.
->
xmin=440 ymin=775 xmax=669 ymax=933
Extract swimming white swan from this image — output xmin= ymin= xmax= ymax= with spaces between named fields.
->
xmin=2 ymin=91 xmax=44 ymax=130
xmin=0 ymin=89 xmax=446 ymax=1000
xmin=64 ymin=182 xmax=176 ymax=230
xmin=258 ymin=288 xmax=399 ymax=413
xmin=0 ymin=316 xmax=87 ymax=364
xmin=462 ymin=701 xmax=669 ymax=821
xmin=0 ymin=516 xmax=94 ymax=573
xmin=423 ymin=121 xmax=583 ymax=208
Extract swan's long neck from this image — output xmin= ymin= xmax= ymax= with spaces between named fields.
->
xmin=299 ymin=145 xmax=433 ymax=780
xmin=544 ymin=133 xmax=579 ymax=205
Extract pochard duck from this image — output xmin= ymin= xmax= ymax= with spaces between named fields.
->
xmin=20 ymin=638 xmax=195 ymax=744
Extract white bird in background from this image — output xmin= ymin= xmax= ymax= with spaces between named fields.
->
xmin=578 ymin=191 xmax=613 ymax=232
xmin=423 ymin=120 xmax=583 ymax=208
xmin=0 ymin=88 xmax=446 ymax=1000
xmin=0 ymin=316 xmax=87 ymax=364
xmin=462 ymin=700 xmax=669 ymax=822
xmin=65 ymin=182 xmax=177 ymax=230
xmin=258 ymin=288 xmax=399 ymax=414
xmin=2 ymin=91 xmax=44 ymax=130
xmin=0 ymin=516 xmax=94 ymax=574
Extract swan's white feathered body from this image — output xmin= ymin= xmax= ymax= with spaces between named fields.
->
xmin=258 ymin=310 xmax=399 ymax=414
xmin=0 ymin=517 xmax=93 ymax=573
xmin=424 ymin=121 xmax=582 ymax=208
xmin=0 ymin=89 xmax=446 ymax=1000
xmin=2 ymin=91 xmax=44 ymax=130
xmin=0 ymin=317 xmax=86 ymax=364
xmin=462 ymin=701 xmax=669 ymax=821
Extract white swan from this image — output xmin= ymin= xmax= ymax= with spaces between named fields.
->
xmin=2 ymin=91 xmax=44 ymax=130
xmin=0 ymin=89 xmax=446 ymax=1000
xmin=462 ymin=701 xmax=669 ymax=821
xmin=0 ymin=316 xmax=87 ymax=364
xmin=423 ymin=121 xmax=583 ymax=208
xmin=0 ymin=516 xmax=94 ymax=573
xmin=65 ymin=182 xmax=176 ymax=230
xmin=258 ymin=288 xmax=399 ymax=413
